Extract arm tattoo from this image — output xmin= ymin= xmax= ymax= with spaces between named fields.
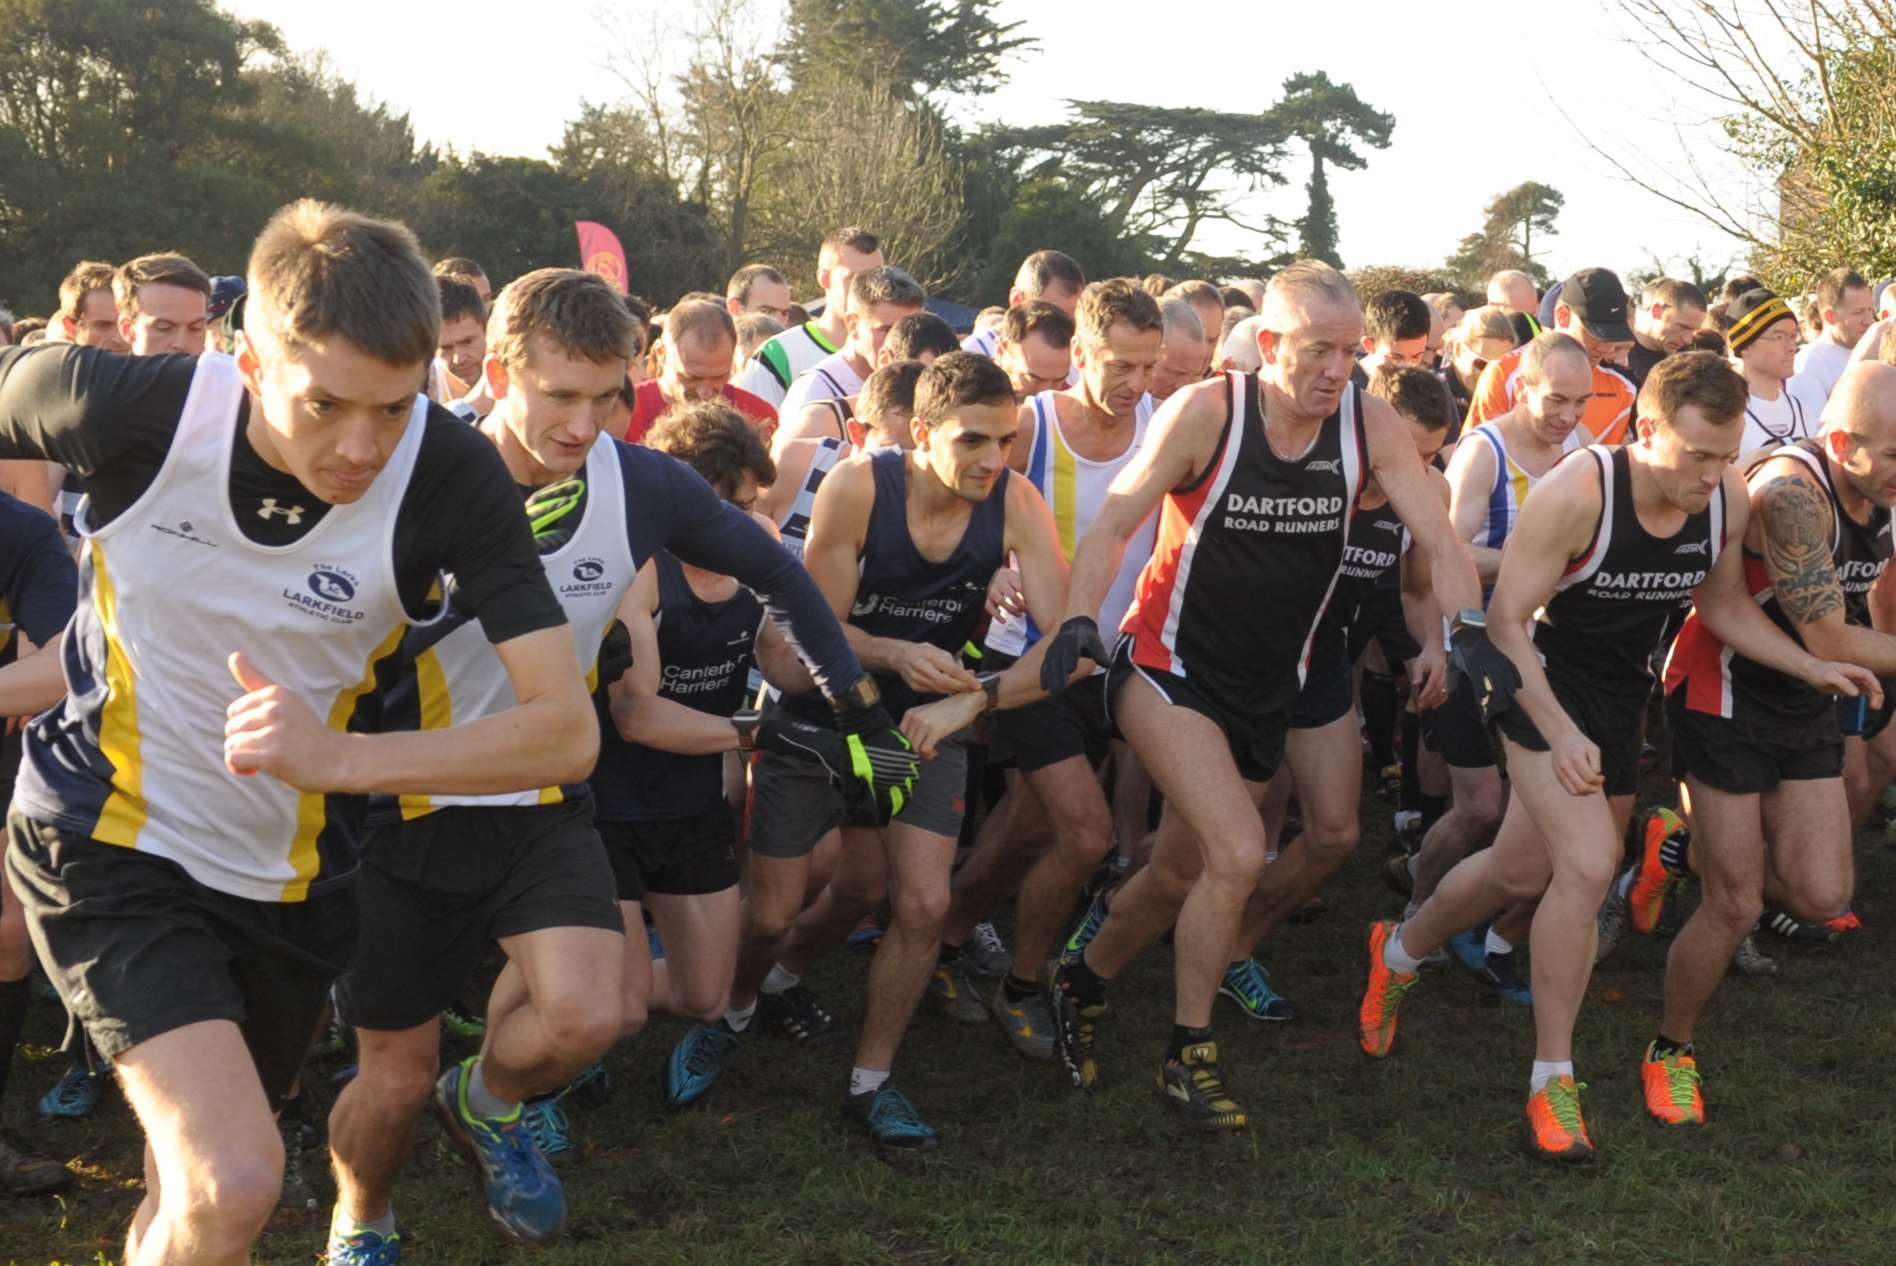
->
xmin=1757 ymin=475 xmax=1846 ymax=626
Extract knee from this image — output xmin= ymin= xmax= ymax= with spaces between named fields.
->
xmin=1203 ymin=835 xmax=1269 ymax=891
xmin=540 ymin=994 xmax=622 ymax=1060
xmin=1301 ymin=818 xmax=1359 ymax=870
xmin=1699 ymin=870 xmax=1764 ymax=928
xmin=891 ymin=882 xmax=950 ymax=934
xmin=672 ymin=980 xmax=730 ymax=1025
xmin=1786 ymin=872 xmax=1852 ymax=921
xmin=744 ymin=899 xmax=799 ymax=947
xmin=356 ymin=1035 xmax=441 ymax=1109
xmin=1459 ymin=786 xmax=1504 ymax=834
xmin=173 ymin=1140 xmax=284 ymax=1246
xmin=1556 ymin=845 xmax=1620 ymax=902
xmin=1053 ymin=808 xmax=1114 ymax=868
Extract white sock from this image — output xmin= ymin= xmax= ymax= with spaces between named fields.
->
xmin=1382 ymin=923 xmax=1425 ymax=974
xmin=1485 ymin=928 xmax=1513 ymax=956
xmin=723 ymin=1000 xmax=756 ymax=1033
xmin=464 ymin=1060 xmax=517 ymax=1119
xmin=849 ymin=1066 xmax=890 ymax=1097
xmin=1615 ymin=867 xmax=1635 ymax=899
xmin=334 ymin=1206 xmax=396 ymax=1238
xmin=761 ymin=964 xmax=801 ymax=995
xmin=1529 ymin=1059 xmax=1573 ymax=1095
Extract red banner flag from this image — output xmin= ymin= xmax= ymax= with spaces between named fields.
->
xmin=575 ymin=221 xmax=628 ymax=294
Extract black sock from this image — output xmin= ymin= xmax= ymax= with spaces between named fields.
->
xmin=0 ymin=975 xmax=28 ymax=1105
xmin=1059 ymin=955 xmax=1109 ymax=1008
xmin=1419 ymin=793 xmax=1449 ymax=833
xmin=1002 ymin=973 xmax=1037 ymax=1004
xmin=1650 ymin=1033 xmax=1692 ymax=1060
xmin=938 ymin=943 xmax=961 ymax=967
xmin=1400 ymin=712 xmax=1422 ymax=813
xmin=1362 ymin=670 xmax=1398 ymax=767
xmin=1167 ymin=1023 xmax=1213 ymax=1062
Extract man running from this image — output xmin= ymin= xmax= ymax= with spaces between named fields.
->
xmin=1352 ymin=290 xmax=1432 ymax=384
xmin=619 ymin=300 xmax=777 ymax=444
xmin=736 ymin=227 xmax=884 ymax=410
xmin=325 ymin=269 xmax=908 ymax=1260
xmin=1469 ymin=269 xmax=1637 ymax=445
xmin=994 ymin=302 xmax=1077 ymax=402
xmin=1652 ymin=361 xmax=1896 ymax=1131
xmin=775 ymin=267 xmax=928 ymax=442
xmin=1357 ymin=351 xmax=1874 ymax=1162
xmin=1149 ymin=299 xmax=1210 ymax=403
xmin=1795 ymin=268 xmax=1875 ymax=405
xmin=1719 ymin=289 xmax=1824 ymax=458
xmin=1034 ymin=261 xmax=1499 ymax=1129
xmin=962 ymin=251 xmax=1085 ymax=358
xmin=0 ymin=201 xmax=597 ymax=1266
xmin=1626 ymin=277 xmax=1708 ymax=390
xmin=113 ymin=253 xmax=213 ymax=357
xmin=725 ymin=263 xmax=793 ymax=324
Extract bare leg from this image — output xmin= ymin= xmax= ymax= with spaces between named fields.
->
xmin=480 ymin=926 xmax=624 ymax=1103
xmin=328 ymin=1021 xmax=441 ymax=1226
xmin=853 ymin=823 xmax=956 ymax=1072
xmin=1659 ymin=777 xmax=1765 ymax=1044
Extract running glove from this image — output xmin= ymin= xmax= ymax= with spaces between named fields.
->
xmin=1039 ymin=617 xmax=1109 ymax=694
xmin=1449 ymin=626 xmax=1522 ymax=719
xmin=831 ymin=700 xmax=920 ymax=825
xmin=755 ymin=710 xmax=857 ymax=782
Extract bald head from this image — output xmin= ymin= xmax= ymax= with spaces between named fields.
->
xmin=1487 ymin=270 xmax=1536 ymax=314
xmin=1824 ymin=361 xmax=1896 ymax=441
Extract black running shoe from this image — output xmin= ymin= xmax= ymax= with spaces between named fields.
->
xmin=0 ymin=1131 xmax=71 ymax=1196
xmin=757 ymin=984 xmax=842 ymax=1043
xmin=1156 ymin=1042 xmax=1247 ymax=1131
xmin=1043 ymin=962 xmax=1106 ymax=1090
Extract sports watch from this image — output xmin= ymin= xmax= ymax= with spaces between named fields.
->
xmin=1449 ymin=608 xmax=1486 ymax=635
xmin=732 ymin=708 xmax=761 ymax=753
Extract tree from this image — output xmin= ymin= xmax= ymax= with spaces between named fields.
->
xmin=1347 ymin=265 xmax=1472 ymax=305
xmin=1271 ymin=72 xmax=1394 ymax=269
xmin=976 ymin=179 xmax=1152 ymax=301
xmin=1446 ymin=181 xmax=1564 ymax=287
xmin=779 ymin=0 xmax=1032 ymax=100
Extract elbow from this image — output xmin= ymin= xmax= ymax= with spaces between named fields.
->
xmin=1797 ymin=621 xmax=1844 ymax=664
xmin=555 ymin=699 xmax=602 ymax=784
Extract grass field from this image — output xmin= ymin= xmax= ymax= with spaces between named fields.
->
xmin=7 ymin=779 xmax=1895 ymax=1266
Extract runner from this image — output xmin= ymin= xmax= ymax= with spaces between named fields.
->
xmin=775 ymin=267 xmax=928 ymax=440
xmin=1651 ymin=361 xmax=1896 ymax=1130
xmin=994 ymin=301 xmax=1077 ymax=401
xmin=2 ymin=262 xmax=125 ymax=521
xmin=1795 ymin=269 xmax=1874 ymax=405
xmin=1149 ymin=299 xmax=1210 ymax=403
xmin=1467 ymin=268 xmax=1638 ymax=446
xmin=434 ymin=274 xmax=488 ymax=403
xmin=1626 ymin=277 xmax=1709 ymax=390
xmin=725 ymin=263 xmax=792 ymax=323
xmin=736 ymin=227 xmax=884 ymax=410
xmin=619 ymin=300 xmax=777 ymax=444
xmin=1487 ymin=269 xmax=1542 ymax=346
xmin=112 ymin=253 xmax=212 ymax=357
xmin=962 ymin=251 xmax=1085 ymax=358
xmin=1719 ymin=289 xmax=1824 ymax=458
xmin=775 ymin=312 xmax=959 ymax=459
xmin=0 ymin=201 xmax=598 ymax=1266
xmin=1033 ymin=261 xmax=1496 ymax=1129
xmin=325 ymin=268 xmax=908 ymax=1260
xmin=1357 ymin=351 xmax=1874 ymax=1162
xmin=433 ymin=256 xmax=492 ymax=305
xmin=0 ymin=490 xmax=76 ymax=1196
xmin=1352 ymin=289 xmax=1432 ymax=384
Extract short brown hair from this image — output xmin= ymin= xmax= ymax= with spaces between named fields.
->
xmin=1640 ymin=277 xmax=1708 ymax=313
xmin=247 ymin=199 xmax=439 ymax=366
xmin=860 ymin=360 xmax=927 ymax=432
xmin=433 ymin=256 xmax=487 ymax=282
xmin=726 ymin=263 xmax=787 ymax=305
xmin=1368 ymin=364 xmax=1456 ymax=432
xmin=886 ymin=312 xmax=960 ymax=362
xmin=1817 ymin=267 xmax=1870 ymax=316
xmin=437 ymin=276 xmax=486 ymax=327
xmin=486 ymin=267 xmax=638 ymax=374
xmin=1000 ymin=301 xmax=1076 ymax=351
xmin=59 ymin=261 xmax=117 ymax=321
xmin=821 ymin=226 xmax=881 ymax=263
xmin=1014 ymin=250 xmax=1084 ymax=299
xmin=1638 ymin=348 xmax=1747 ymax=430
xmin=1139 ymin=274 xmax=1174 ymax=297
xmin=645 ymin=399 xmax=775 ymax=498
xmin=914 ymin=352 xmax=1015 ymax=428
xmin=1075 ymin=278 xmax=1163 ymax=346
xmin=850 ymin=266 xmax=927 ymax=312
xmin=664 ymin=300 xmax=738 ymax=350
xmin=114 ymin=253 xmax=212 ymax=320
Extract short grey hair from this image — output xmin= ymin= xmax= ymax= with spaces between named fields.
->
xmin=1160 ymin=298 xmax=1205 ymax=346
xmin=1219 ymin=314 xmax=1265 ymax=373
xmin=1260 ymin=260 xmax=1358 ymax=331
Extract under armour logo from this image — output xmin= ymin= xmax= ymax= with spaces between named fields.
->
xmin=257 ymin=498 xmax=305 ymax=524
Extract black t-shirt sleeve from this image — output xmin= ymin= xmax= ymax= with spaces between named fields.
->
xmin=629 ymin=445 xmax=864 ymax=699
xmin=392 ymin=411 xmax=566 ymax=644
xmin=0 ymin=495 xmax=78 ymax=642
xmin=0 ymin=346 xmax=191 ymax=525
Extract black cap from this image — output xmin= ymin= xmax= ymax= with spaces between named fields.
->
xmin=208 ymin=275 xmax=246 ymax=322
xmin=1558 ymin=268 xmax=1634 ymax=344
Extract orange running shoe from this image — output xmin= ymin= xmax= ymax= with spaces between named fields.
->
xmin=1628 ymin=808 xmax=1690 ymax=935
xmin=1523 ymin=1075 xmax=1595 ymax=1163
xmin=1641 ymin=1042 xmax=1705 ymax=1127
xmin=1358 ymin=920 xmax=1419 ymax=1058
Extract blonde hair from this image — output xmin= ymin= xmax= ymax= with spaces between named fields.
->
xmin=246 ymin=199 xmax=438 ymax=366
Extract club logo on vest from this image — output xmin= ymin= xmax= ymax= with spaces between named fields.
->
xmin=150 ymin=518 xmax=218 ymax=548
xmin=561 ymin=555 xmax=614 ymax=597
xmin=850 ymin=591 xmax=967 ymax=625
xmin=285 ymin=566 xmax=366 ymax=624
xmin=1305 ymin=458 xmax=1341 ymax=474
xmin=1674 ymin=539 xmax=1709 ymax=556
xmin=1222 ymin=492 xmax=1345 ymax=535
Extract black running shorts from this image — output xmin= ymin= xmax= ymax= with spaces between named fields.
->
xmin=1421 ymin=672 xmax=1498 ymax=770
xmin=1493 ymin=670 xmax=1645 ymax=798
xmin=1291 ymin=648 xmax=1355 ymax=731
xmin=988 ymin=672 xmax=1113 ymax=772
xmin=1666 ymin=693 xmax=1842 ymax=795
xmin=1107 ymin=639 xmax=1289 ymax=783
xmin=600 ymin=801 xmax=740 ymax=903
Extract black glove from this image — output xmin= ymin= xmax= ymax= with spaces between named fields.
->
xmin=1039 ymin=617 xmax=1110 ymax=695
xmin=831 ymin=699 xmax=920 ymax=826
xmin=596 ymin=621 xmax=633 ymax=688
xmin=1449 ymin=625 xmax=1522 ymax=720
xmin=756 ymin=708 xmax=855 ymax=774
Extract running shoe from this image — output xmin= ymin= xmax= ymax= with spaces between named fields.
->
xmin=1044 ymin=961 xmax=1106 ymax=1090
xmin=1480 ymin=950 xmax=1533 ymax=1007
xmin=1522 ymin=1076 xmax=1595 ymax=1163
xmin=1156 ymin=1042 xmax=1247 ymax=1131
xmin=844 ymin=913 xmax=886 ymax=950
xmin=325 ymin=1221 xmax=402 ymax=1266
xmin=1629 ymin=808 xmax=1689 ymax=934
xmin=1218 ymin=958 xmax=1298 ymax=1021
xmin=1060 ymin=889 xmax=1110 ymax=965
xmin=963 ymin=921 xmax=1013 ymax=978
xmin=521 ymin=1097 xmax=575 ymax=1165
xmin=38 ymin=1063 xmax=107 ymax=1119
xmin=1641 ymin=1042 xmax=1705 ymax=1127
xmin=989 ymin=982 xmax=1055 ymax=1061
xmin=1764 ymin=907 xmax=1858 ymax=947
xmin=0 ymin=1130 xmax=71 ymax=1196
xmin=1731 ymin=932 xmax=1778 ymax=977
xmin=1358 ymin=920 xmax=1419 ymax=1058
xmin=566 ymin=1059 xmax=612 ymax=1109
xmin=1383 ymin=853 xmax=1415 ymax=897
xmin=1446 ymin=927 xmax=1488 ymax=976
xmin=1596 ymin=882 xmax=1631 ymax=964
xmin=441 ymin=1001 xmax=487 ymax=1042
xmin=927 ymin=959 xmax=989 ymax=1024
xmin=665 ymin=1020 xmax=740 ymax=1107
xmin=757 ymin=984 xmax=842 ymax=1043
xmin=430 ymin=1057 xmax=565 ymax=1245
xmin=841 ymin=1084 xmax=937 ymax=1149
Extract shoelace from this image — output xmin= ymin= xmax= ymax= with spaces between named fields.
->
xmin=1542 ymin=1080 xmax=1588 ymax=1135
xmin=972 ymin=921 xmax=1007 ymax=956
xmin=47 ymin=1069 xmax=100 ymax=1112
xmin=870 ymin=1088 xmax=930 ymax=1136
xmin=524 ymin=1100 xmax=572 ymax=1154
xmin=1657 ymin=1057 xmax=1701 ymax=1108
xmin=1230 ymin=960 xmax=1274 ymax=1005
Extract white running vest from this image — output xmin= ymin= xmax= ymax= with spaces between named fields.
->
xmin=986 ymin=391 xmax=1156 ymax=658
xmin=398 ymin=435 xmax=635 ymax=815
xmin=32 ymin=353 xmax=430 ymax=902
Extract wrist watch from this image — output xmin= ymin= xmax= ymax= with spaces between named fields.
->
xmin=833 ymin=676 xmax=881 ymax=713
xmin=1449 ymin=608 xmax=1486 ymax=635
xmin=977 ymin=671 xmax=1002 ymax=714
xmin=732 ymin=708 xmax=761 ymax=753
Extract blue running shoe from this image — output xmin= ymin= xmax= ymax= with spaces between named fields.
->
xmin=646 ymin=921 xmax=666 ymax=960
xmin=1218 ymin=958 xmax=1298 ymax=1022
xmin=1477 ymin=949 xmax=1533 ymax=1007
xmin=845 ymin=914 xmax=886 ymax=950
xmin=429 ymin=1057 xmax=566 ymax=1245
xmin=1060 ymin=890 xmax=1109 ymax=966
xmin=1447 ymin=928 xmax=1488 ymax=976
xmin=665 ymin=1021 xmax=740 ymax=1108
xmin=325 ymin=1219 xmax=402 ymax=1265
xmin=521 ymin=1097 xmax=575 ymax=1166
xmin=38 ymin=1064 xmax=107 ymax=1119
xmin=566 ymin=1059 xmax=612 ymax=1110
xmin=841 ymin=1084 xmax=937 ymax=1149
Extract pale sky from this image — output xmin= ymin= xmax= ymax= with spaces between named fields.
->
xmin=225 ymin=0 xmax=1758 ymax=286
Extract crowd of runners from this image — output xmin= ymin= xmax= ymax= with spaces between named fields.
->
xmin=3 ymin=208 xmax=1896 ymax=1265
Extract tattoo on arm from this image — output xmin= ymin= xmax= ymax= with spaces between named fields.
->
xmin=1757 ymin=475 xmax=1846 ymax=625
